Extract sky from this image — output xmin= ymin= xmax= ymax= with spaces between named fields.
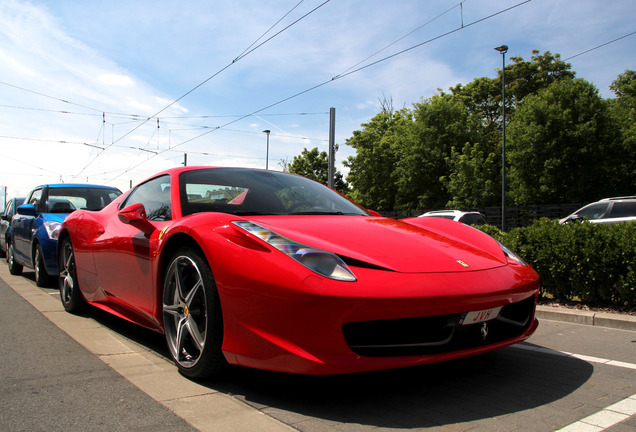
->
xmin=1 ymin=0 xmax=634 ymax=206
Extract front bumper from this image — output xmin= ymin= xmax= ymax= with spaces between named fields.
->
xmin=216 ymin=260 xmax=540 ymax=375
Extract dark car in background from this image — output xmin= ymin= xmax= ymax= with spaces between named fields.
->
xmin=559 ymin=196 xmax=636 ymax=224
xmin=7 ymin=184 xmax=121 ymax=286
xmin=1 ymin=197 xmax=25 ymax=259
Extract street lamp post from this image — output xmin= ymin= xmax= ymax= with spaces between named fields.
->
xmin=263 ymin=130 xmax=271 ymax=170
xmin=494 ymin=45 xmax=508 ymax=231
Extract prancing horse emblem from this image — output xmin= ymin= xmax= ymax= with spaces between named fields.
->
xmin=480 ymin=322 xmax=488 ymax=340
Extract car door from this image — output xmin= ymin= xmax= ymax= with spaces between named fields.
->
xmin=0 ymin=199 xmax=15 ymax=252
xmin=12 ymin=188 xmax=44 ymax=265
xmin=91 ymin=175 xmax=172 ymax=323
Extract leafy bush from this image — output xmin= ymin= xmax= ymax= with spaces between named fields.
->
xmin=478 ymin=219 xmax=636 ymax=308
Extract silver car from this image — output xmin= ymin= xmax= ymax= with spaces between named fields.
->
xmin=419 ymin=210 xmax=486 ymax=225
xmin=559 ymin=196 xmax=636 ymax=224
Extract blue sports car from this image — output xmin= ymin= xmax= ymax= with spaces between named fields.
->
xmin=8 ymin=183 xmax=121 ymax=286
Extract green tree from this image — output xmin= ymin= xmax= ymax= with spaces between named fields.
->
xmin=504 ymin=50 xmax=575 ymax=106
xmin=608 ymin=70 xmax=636 ymax=187
xmin=444 ymin=141 xmax=500 ymax=208
xmin=507 ymin=78 xmax=621 ymax=204
xmin=343 ymin=50 xmax=621 ymax=211
xmin=344 ymin=108 xmax=413 ymax=210
xmin=441 ymin=51 xmax=576 ymax=207
xmin=285 ymin=147 xmax=348 ymax=192
xmin=408 ymin=92 xmax=480 ymax=209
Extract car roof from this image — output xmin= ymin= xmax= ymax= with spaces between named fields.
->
xmin=422 ymin=210 xmax=481 ymax=216
xmin=29 ymin=183 xmax=121 ymax=190
xmin=599 ymin=196 xmax=636 ymax=202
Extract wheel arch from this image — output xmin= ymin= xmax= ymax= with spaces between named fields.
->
xmin=30 ymin=237 xmax=42 ymax=266
xmin=157 ymin=232 xmax=210 ymax=323
xmin=56 ymin=229 xmax=71 ymax=260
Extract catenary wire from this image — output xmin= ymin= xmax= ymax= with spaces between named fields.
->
xmin=104 ymin=0 xmax=534 ymax=183
xmin=564 ymin=30 xmax=636 ymax=61
xmin=72 ymin=0 xmax=332 ymax=180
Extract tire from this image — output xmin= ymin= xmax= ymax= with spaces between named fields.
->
xmin=34 ymin=245 xmax=52 ymax=287
xmin=162 ymin=247 xmax=226 ymax=379
xmin=58 ymin=238 xmax=85 ymax=313
xmin=7 ymin=242 xmax=23 ymax=275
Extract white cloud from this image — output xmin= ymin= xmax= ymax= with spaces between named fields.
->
xmin=98 ymin=74 xmax=134 ymax=86
xmin=0 ymin=0 xmax=634 ymax=200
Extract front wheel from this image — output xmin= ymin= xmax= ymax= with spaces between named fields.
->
xmin=58 ymin=238 xmax=85 ymax=313
xmin=162 ymin=247 xmax=225 ymax=379
xmin=7 ymin=242 xmax=23 ymax=275
xmin=34 ymin=245 xmax=52 ymax=287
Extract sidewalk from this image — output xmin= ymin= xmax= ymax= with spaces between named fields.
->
xmin=0 ymin=264 xmax=294 ymax=432
xmin=535 ymin=305 xmax=636 ymax=331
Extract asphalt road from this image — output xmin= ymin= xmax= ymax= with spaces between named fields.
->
xmin=1 ymin=265 xmax=634 ymax=432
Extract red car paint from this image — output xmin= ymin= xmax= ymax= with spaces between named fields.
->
xmin=59 ymin=166 xmax=539 ymax=376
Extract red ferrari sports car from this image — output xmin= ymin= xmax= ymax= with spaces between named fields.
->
xmin=58 ymin=166 xmax=539 ymax=379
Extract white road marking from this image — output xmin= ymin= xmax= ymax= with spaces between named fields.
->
xmin=557 ymin=394 xmax=636 ymax=431
xmin=514 ymin=343 xmax=636 ymax=370
xmin=514 ymin=343 xmax=636 ymax=430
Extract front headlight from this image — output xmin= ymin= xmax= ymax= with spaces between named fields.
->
xmin=233 ymin=221 xmax=356 ymax=281
xmin=498 ymin=241 xmax=527 ymax=266
xmin=43 ymin=221 xmax=62 ymax=240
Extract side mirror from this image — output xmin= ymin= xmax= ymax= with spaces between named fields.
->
xmin=118 ymin=203 xmax=155 ymax=234
xmin=17 ymin=204 xmax=36 ymax=217
xmin=1 ymin=214 xmax=8 ymax=221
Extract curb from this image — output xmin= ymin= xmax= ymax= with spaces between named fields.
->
xmin=536 ymin=305 xmax=636 ymax=331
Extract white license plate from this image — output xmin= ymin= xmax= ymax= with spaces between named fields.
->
xmin=459 ymin=306 xmax=502 ymax=325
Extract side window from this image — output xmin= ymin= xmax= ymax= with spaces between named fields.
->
xmin=123 ymin=175 xmax=171 ymax=221
xmin=576 ymin=203 xmax=608 ymax=220
xmin=5 ymin=200 xmax=13 ymax=217
xmin=28 ymin=189 xmax=44 ymax=213
xmin=608 ymin=202 xmax=636 ymax=218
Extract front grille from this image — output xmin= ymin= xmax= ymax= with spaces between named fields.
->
xmin=342 ymin=296 xmax=535 ymax=357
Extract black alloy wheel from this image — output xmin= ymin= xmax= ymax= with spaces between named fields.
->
xmin=7 ymin=242 xmax=23 ymax=275
xmin=58 ymin=237 xmax=85 ymax=313
xmin=34 ymin=244 xmax=51 ymax=287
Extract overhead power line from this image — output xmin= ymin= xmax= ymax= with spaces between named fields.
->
xmin=339 ymin=0 xmax=471 ymax=76
xmin=74 ymin=0 xmax=333 ymax=180
xmin=104 ymin=0 xmax=533 ymax=183
xmin=564 ymin=30 xmax=636 ymax=61
xmin=0 ymin=81 xmax=103 ymax=113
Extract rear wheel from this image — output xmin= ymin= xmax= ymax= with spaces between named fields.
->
xmin=162 ymin=247 xmax=225 ymax=379
xmin=58 ymin=238 xmax=85 ymax=313
xmin=34 ymin=245 xmax=52 ymax=287
xmin=7 ymin=242 xmax=22 ymax=275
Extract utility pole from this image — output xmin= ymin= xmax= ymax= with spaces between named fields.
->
xmin=263 ymin=130 xmax=271 ymax=170
xmin=494 ymin=45 xmax=508 ymax=231
xmin=183 ymin=153 xmax=188 ymax=166
xmin=328 ymin=107 xmax=336 ymax=188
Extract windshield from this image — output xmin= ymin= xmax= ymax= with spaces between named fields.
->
xmin=47 ymin=187 xmax=122 ymax=213
xmin=180 ymin=168 xmax=369 ymax=217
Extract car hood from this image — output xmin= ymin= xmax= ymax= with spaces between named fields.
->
xmin=246 ymin=215 xmax=507 ymax=273
xmin=42 ymin=213 xmax=69 ymax=223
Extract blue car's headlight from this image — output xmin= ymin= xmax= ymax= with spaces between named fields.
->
xmin=43 ymin=221 xmax=62 ymax=240
xmin=233 ymin=221 xmax=356 ymax=281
